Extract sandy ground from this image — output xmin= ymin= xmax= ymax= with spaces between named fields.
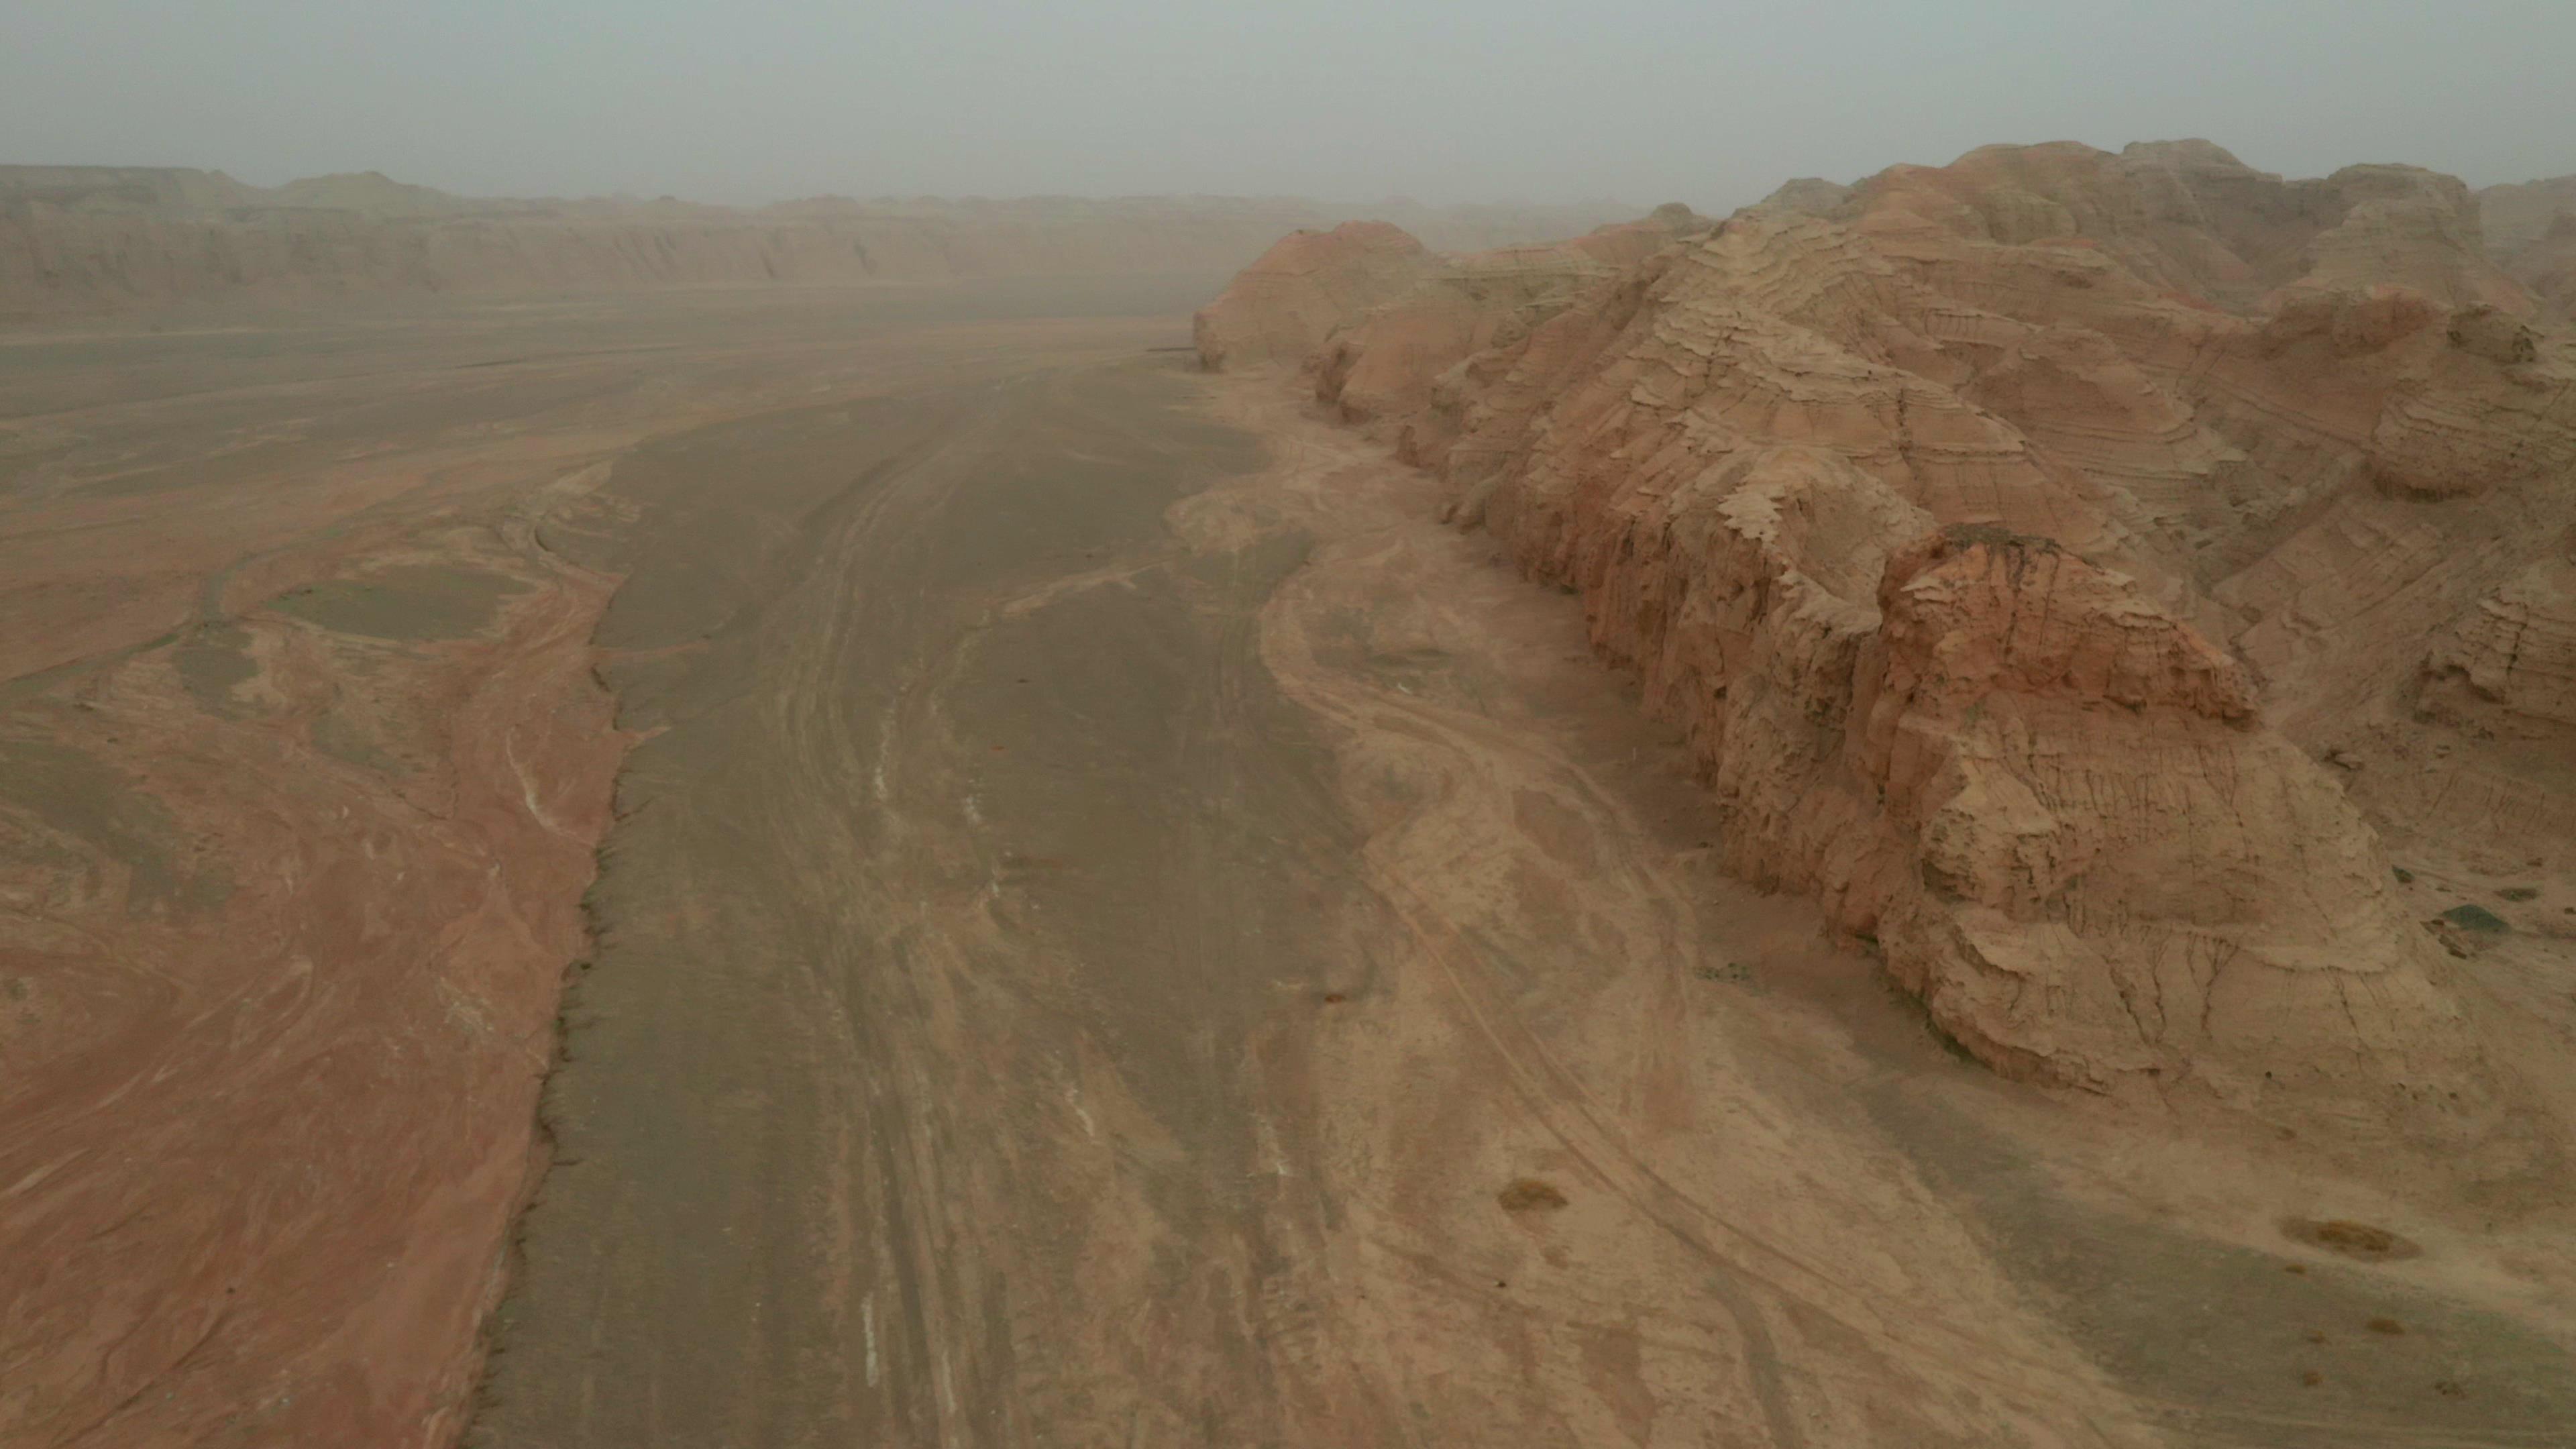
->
xmin=0 ymin=280 xmax=1214 ymax=1447
xmin=5 ymin=280 xmax=2572 ymax=1447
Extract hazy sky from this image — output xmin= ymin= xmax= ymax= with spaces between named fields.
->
xmin=7 ymin=1 xmax=2573 ymax=209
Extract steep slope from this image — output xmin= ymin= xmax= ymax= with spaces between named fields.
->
xmin=1201 ymin=141 xmax=2576 ymax=1168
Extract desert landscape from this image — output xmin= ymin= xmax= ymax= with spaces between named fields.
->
xmin=8 ymin=37 xmax=2576 ymax=1449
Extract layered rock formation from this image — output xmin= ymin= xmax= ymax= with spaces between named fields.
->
xmin=1191 ymin=221 xmax=1437 ymax=371
xmin=1202 ymin=140 xmax=2576 ymax=1151
xmin=1203 ymin=206 xmax=1707 ymax=442
xmin=0 ymin=165 xmax=1634 ymax=323
xmin=2423 ymin=545 xmax=2576 ymax=735
xmin=1771 ymin=140 xmax=2530 ymax=315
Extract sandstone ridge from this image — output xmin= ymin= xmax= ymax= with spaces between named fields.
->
xmin=1201 ymin=140 xmax=2576 ymax=1163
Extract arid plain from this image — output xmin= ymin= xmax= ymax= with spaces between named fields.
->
xmin=4 ymin=147 xmax=2576 ymax=1449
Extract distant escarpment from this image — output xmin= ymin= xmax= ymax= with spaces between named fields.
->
xmin=1203 ymin=141 xmax=2576 ymax=1162
xmin=0 ymin=165 xmax=1635 ymax=323
xmin=2483 ymin=174 xmax=2576 ymax=323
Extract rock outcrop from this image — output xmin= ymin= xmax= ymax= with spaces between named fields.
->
xmin=2424 ymin=547 xmax=2576 ymax=733
xmin=1855 ymin=527 xmax=2481 ymax=1110
xmin=1191 ymin=221 xmax=1437 ymax=372
xmin=1195 ymin=207 xmax=1707 ymax=383
xmin=1208 ymin=140 xmax=2576 ymax=1152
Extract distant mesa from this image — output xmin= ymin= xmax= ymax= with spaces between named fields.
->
xmin=0 ymin=164 xmax=1640 ymax=323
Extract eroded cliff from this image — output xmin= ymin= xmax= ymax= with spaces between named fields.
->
xmin=1199 ymin=140 xmax=2576 ymax=1164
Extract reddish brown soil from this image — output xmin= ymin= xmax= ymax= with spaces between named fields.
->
xmin=0 ymin=285 xmax=1193 ymax=1446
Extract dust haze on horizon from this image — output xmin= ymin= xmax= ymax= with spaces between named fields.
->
xmin=7 ymin=0 xmax=2575 ymax=212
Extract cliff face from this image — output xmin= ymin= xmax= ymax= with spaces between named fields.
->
xmin=0 ymin=166 xmax=1634 ymax=323
xmin=1200 ymin=140 xmax=2576 ymax=1157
